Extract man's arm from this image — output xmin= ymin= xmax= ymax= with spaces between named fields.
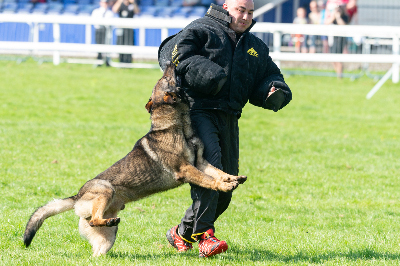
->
xmin=112 ymin=0 xmax=123 ymax=13
xmin=249 ymin=55 xmax=292 ymax=112
xmin=159 ymin=29 xmax=227 ymax=95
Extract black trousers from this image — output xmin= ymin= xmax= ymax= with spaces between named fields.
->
xmin=95 ymin=27 xmax=106 ymax=60
xmin=117 ymin=29 xmax=134 ymax=63
xmin=178 ymin=109 xmax=239 ymax=242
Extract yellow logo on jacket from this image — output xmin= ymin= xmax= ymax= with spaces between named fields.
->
xmin=172 ymin=44 xmax=180 ymax=66
xmin=247 ymin=47 xmax=258 ymax=57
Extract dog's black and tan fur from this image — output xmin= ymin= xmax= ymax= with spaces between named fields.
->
xmin=23 ymin=63 xmax=247 ymax=256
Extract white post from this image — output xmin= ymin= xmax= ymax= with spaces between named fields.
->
xmin=392 ymin=35 xmax=399 ymax=83
xmin=32 ymin=22 xmax=39 ymax=56
xmin=293 ymin=0 xmax=300 ymax=21
xmin=366 ymin=67 xmax=393 ymax=99
xmin=273 ymin=31 xmax=282 ymax=69
xmin=53 ymin=23 xmax=60 ymax=66
xmin=139 ymin=27 xmax=146 ymax=47
xmin=85 ymin=24 xmax=92 ymax=45
xmin=161 ymin=27 xmax=168 ymax=42
xmin=275 ymin=3 xmax=282 ymax=23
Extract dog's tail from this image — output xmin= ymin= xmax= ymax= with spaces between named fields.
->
xmin=23 ymin=196 xmax=76 ymax=247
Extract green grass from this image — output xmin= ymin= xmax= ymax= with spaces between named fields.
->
xmin=1 ymin=59 xmax=400 ymax=265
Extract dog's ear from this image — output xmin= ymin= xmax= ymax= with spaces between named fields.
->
xmin=163 ymin=92 xmax=176 ymax=104
xmin=145 ymin=98 xmax=153 ymax=113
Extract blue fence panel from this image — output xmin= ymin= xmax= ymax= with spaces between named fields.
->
xmin=281 ymin=1 xmax=293 ymax=23
xmin=60 ymin=24 xmax=86 ymax=43
xmin=168 ymin=28 xmax=181 ymax=36
xmin=262 ymin=8 xmax=276 ymax=23
xmin=39 ymin=23 xmax=54 ymax=42
xmin=145 ymin=28 xmax=161 ymax=46
xmin=134 ymin=29 xmax=139 ymax=46
xmin=0 ymin=22 xmax=30 ymax=41
xmin=91 ymin=25 xmax=96 ymax=44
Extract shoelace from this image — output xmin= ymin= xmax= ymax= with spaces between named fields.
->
xmin=202 ymin=236 xmax=218 ymax=243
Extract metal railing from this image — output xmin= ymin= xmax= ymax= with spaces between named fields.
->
xmin=0 ymin=13 xmax=399 ymax=91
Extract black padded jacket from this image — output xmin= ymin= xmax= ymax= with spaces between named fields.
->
xmin=158 ymin=4 xmax=292 ymax=116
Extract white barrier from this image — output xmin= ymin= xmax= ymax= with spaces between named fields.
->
xmin=0 ymin=13 xmax=399 ymax=87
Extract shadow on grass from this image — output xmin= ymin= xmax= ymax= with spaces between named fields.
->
xmin=108 ymin=247 xmax=400 ymax=263
xmin=228 ymin=247 xmax=400 ymax=263
xmin=108 ymin=249 xmax=198 ymax=260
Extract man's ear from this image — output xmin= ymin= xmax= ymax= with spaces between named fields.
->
xmin=163 ymin=92 xmax=176 ymax=104
xmin=145 ymin=98 xmax=153 ymax=113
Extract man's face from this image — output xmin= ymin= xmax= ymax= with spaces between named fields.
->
xmin=223 ymin=0 xmax=254 ymax=33
xmin=100 ymin=1 xmax=108 ymax=8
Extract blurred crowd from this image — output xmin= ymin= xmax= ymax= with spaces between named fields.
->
xmin=293 ymin=0 xmax=358 ymax=78
xmin=24 ymin=0 xmax=223 ymax=8
xmin=90 ymin=0 xmax=226 ymax=64
xmin=293 ymin=0 xmax=358 ymax=54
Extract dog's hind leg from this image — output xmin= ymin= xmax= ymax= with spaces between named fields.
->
xmin=76 ymin=179 xmax=120 ymax=227
xmin=79 ymin=217 xmax=118 ymax=257
xmin=89 ymin=194 xmax=121 ymax=227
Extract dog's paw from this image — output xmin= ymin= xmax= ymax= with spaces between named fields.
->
xmin=220 ymin=175 xmax=247 ymax=185
xmin=106 ymin=217 xmax=121 ymax=227
xmin=215 ymin=180 xmax=239 ymax=192
xmin=237 ymin=175 xmax=247 ymax=184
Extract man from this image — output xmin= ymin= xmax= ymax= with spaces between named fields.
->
xmin=158 ymin=0 xmax=292 ymax=258
xmin=91 ymin=0 xmax=114 ymax=66
xmin=325 ymin=1 xmax=350 ymax=78
xmin=112 ymin=0 xmax=140 ymax=63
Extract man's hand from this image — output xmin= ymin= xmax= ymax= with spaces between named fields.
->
xmin=264 ymin=87 xmax=285 ymax=112
xmin=267 ymin=86 xmax=276 ymax=98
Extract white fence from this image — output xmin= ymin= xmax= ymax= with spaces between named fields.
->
xmin=0 ymin=13 xmax=399 ymax=86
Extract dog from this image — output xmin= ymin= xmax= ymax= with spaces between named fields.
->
xmin=23 ymin=62 xmax=247 ymax=256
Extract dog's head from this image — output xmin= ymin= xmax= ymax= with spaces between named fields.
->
xmin=145 ymin=62 xmax=188 ymax=113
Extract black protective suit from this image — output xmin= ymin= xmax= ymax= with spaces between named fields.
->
xmin=158 ymin=3 xmax=292 ymax=242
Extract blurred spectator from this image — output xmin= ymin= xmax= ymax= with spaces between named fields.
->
xmin=31 ymin=0 xmax=46 ymax=3
xmin=318 ymin=0 xmax=329 ymax=53
xmin=92 ymin=0 xmax=115 ymax=66
xmin=293 ymin=6 xmax=309 ymax=53
xmin=112 ymin=0 xmax=140 ymax=63
xmin=325 ymin=0 xmax=348 ymax=21
xmin=346 ymin=0 xmax=357 ymax=24
xmin=325 ymin=3 xmax=350 ymax=78
xmin=182 ymin=0 xmax=201 ymax=7
xmin=346 ymin=0 xmax=361 ymax=53
xmin=308 ymin=0 xmax=320 ymax=53
xmin=216 ymin=0 xmax=224 ymax=5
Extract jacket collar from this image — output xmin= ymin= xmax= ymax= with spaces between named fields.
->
xmin=205 ymin=3 xmax=256 ymax=34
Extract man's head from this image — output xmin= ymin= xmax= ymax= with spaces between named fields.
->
xmin=99 ymin=0 xmax=108 ymax=8
xmin=222 ymin=0 xmax=254 ymax=33
xmin=296 ymin=6 xmax=306 ymax=18
xmin=309 ymin=0 xmax=318 ymax=12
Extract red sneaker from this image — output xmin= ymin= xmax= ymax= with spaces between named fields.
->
xmin=166 ymin=225 xmax=193 ymax=252
xmin=198 ymin=229 xmax=228 ymax=258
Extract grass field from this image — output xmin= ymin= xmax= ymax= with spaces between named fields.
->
xmin=1 ymin=59 xmax=399 ymax=265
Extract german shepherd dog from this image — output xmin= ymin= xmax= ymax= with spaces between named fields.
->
xmin=23 ymin=62 xmax=247 ymax=256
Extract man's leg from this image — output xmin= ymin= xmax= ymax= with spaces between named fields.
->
xmin=213 ymin=111 xmax=239 ymax=221
xmin=178 ymin=110 xmax=223 ymax=242
xmin=95 ymin=28 xmax=106 ymax=65
xmin=178 ymin=110 xmax=239 ymax=240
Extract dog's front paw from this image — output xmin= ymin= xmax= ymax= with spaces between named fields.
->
xmin=220 ymin=175 xmax=247 ymax=185
xmin=106 ymin=217 xmax=121 ymax=227
xmin=237 ymin=175 xmax=247 ymax=184
xmin=215 ymin=180 xmax=239 ymax=192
